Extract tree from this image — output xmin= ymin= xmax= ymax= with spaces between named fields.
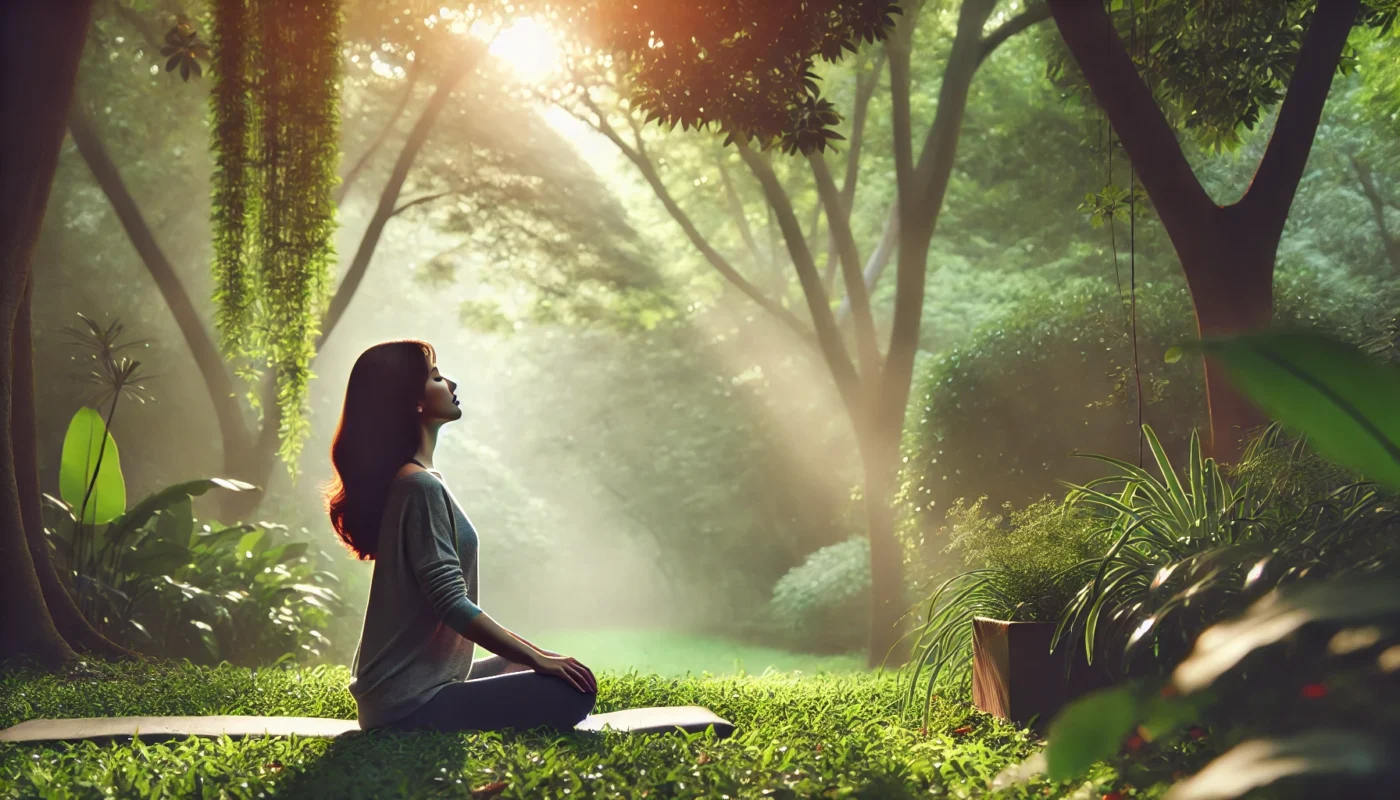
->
xmin=1043 ymin=0 xmax=1395 ymax=461
xmin=70 ymin=2 xmax=652 ymax=521
xmin=554 ymin=0 xmax=1053 ymax=667
xmin=0 ymin=0 xmax=143 ymax=669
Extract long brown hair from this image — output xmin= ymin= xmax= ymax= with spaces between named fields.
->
xmin=322 ymin=339 xmax=436 ymax=560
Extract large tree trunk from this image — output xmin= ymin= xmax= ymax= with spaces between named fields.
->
xmin=1047 ymin=0 xmax=1359 ymax=462
xmin=1179 ymin=211 xmax=1275 ymax=460
xmin=0 ymin=0 xmax=97 ymax=671
xmin=859 ymin=433 xmax=907 ymax=669
xmin=16 ymin=271 xmax=139 ymax=661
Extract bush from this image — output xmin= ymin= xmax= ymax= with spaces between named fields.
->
xmin=942 ymin=496 xmax=1101 ymax=623
xmin=898 ymin=268 xmax=1397 ymax=567
xmin=764 ymin=537 xmax=871 ymax=654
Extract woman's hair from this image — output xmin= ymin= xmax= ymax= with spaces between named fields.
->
xmin=322 ymin=339 xmax=436 ymax=560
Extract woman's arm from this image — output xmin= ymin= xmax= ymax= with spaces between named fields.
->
xmin=501 ymin=625 xmax=560 ymax=658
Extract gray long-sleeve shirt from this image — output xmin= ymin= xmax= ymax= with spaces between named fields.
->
xmin=348 ymin=470 xmax=485 ymax=728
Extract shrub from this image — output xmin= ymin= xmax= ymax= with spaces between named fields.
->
xmin=898 ymin=268 xmax=1397 ymax=568
xmin=765 ymin=537 xmax=871 ymax=654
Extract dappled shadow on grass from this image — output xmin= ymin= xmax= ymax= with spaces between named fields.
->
xmin=269 ymin=726 xmax=622 ymax=799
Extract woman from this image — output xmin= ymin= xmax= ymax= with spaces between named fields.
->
xmin=324 ymin=339 xmax=597 ymax=733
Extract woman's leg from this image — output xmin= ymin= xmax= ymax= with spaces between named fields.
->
xmin=392 ymin=671 xmax=596 ymax=733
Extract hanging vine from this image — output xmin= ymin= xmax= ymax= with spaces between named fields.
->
xmin=211 ymin=0 xmax=341 ymax=473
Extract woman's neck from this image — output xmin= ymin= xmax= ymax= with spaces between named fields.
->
xmin=414 ymin=424 xmax=441 ymax=470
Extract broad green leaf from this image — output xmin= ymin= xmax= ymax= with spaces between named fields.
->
xmin=1173 ymin=575 xmax=1400 ymax=693
xmin=1045 ymin=684 xmax=1140 ymax=780
xmin=1194 ymin=331 xmax=1400 ymax=492
xmin=123 ymin=539 xmax=193 ymax=576
xmin=1165 ymin=732 xmax=1390 ymax=800
xmin=106 ymin=478 xmax=255 ymax=546
xmin=236 ymin=528 xmax=265 ymax=557
xmin=263 ymin=541 xmax=309 ymax=564
xmin=59 ymin=407 xmax=126 ymax=525
xmin=155 ymin=498 xmax=194 ymax=544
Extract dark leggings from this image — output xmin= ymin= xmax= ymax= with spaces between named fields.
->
xmin=388 ymin=654 xmax=597 ymax=733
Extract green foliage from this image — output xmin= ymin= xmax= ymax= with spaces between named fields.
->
xmin=555 ymin=0 xmax=900 ymax=153
xmin=1181 ymin=330 xmax=1400 ymax=492
xmin=1044 ymin=0 xmax=1400 ymax=152
xmin=1 ymin=659 xmax=1053 ymax=800
xmin=1056 ymin=424 xmax=1400 ymax=678
xmin=1036 ymin=332 xmax=1400 ymax=799
xmin=43 ymin=472 xmax=340 ymax=667
xmin=899 ymin=268 xmax=1393 ymax=565
xmin=897 ymin=498 xmax=1100 ymax=725
xmin=765 ymin=537 xmax=871 ymax=654
xmin=900 ymin=277 xmax=1205 ymax=541
xmin=59 ymin=407 xmax=126 ymax=526
xmin=210 ymin=0 xmax=342 ymax=473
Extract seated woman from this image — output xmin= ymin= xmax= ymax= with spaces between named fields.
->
xmin=325 ymin=339 xmax=597 ymax=733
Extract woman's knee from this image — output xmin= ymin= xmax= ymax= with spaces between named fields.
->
xmin=569 ymin=689 xmax=597 ymax=722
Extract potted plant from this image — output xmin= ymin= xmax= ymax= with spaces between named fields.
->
xmin=901 ymin=496 xmax=1107 ymax=728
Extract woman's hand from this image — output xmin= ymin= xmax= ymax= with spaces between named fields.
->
xmin=527 ymin=652 xmax=598 ymax=694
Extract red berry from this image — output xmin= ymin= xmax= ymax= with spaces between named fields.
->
xmin=952 ymin=725 xmax=973 ymax=736
xmin=1103 ymin=792 xmax=1124 ymax=800
xmin=1301 ymin=683 xmax=1327 ymax=699
xmin=1125 ymin=734 xmax=1144 ymax=752
xmin=1188 ymin=726 xmax=1206 ymax=740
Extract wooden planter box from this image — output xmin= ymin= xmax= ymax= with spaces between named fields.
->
xmin=971 ymin=617 xmax=1109 ymax=728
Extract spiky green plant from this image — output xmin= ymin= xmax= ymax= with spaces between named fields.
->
xmin=1055 ymin=424 xmax=1400 ymax=679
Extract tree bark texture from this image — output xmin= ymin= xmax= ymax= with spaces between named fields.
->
xmin=1048 ymin=0 xmax=1359 ymax=461
xmin=0 ymin=0 xmax=98 ymax=670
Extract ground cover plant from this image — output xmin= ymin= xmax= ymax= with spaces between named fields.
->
xmin=1 ymin=656 xmax=1050 ymax=800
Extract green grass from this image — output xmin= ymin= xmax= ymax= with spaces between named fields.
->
xmin=0 ymin=623 xmax=1206 ymax=800
xmin=527 ymin=628 xmax=866 ymax=678
xmin=0 ymin=657 xmax=1084 ymax=800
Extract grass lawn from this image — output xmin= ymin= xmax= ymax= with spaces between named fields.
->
xmin=525 ymin=628 xmax=867 ymax=678
xmin=0 ymin=633 xmax=1185 ymax=798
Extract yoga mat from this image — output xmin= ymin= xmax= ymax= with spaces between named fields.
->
xmin=0 ymin=705 xmax=734 ymax=743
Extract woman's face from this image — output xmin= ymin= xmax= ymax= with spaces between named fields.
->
xmin=420 ymin=362 xmax=462 ymax=424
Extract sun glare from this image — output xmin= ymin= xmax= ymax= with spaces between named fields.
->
xmin=488 ymin=16 xmax=561 ymax=83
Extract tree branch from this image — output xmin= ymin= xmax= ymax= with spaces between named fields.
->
xmin=823 ymin=48 xmax=885 ymax=288
xmin=1238 ymin=0 xmax=1361 ymax=237
xmin=738 ymin=140 xmax=862 ymax=413
xmin=1352 ymin=155 xmax=1400 ymax=272
xmin=716 ymin=156 xmax=768 ymax=270
xmin=1046 ymin=0 xmax=1216 ymax=240
xmin=317 ymin=49 xmax=482 ymax=349
xmin=573 ymin=91 xmax=816 ymax=343
xmin=67 ymin=107 xmax=253 ymax=466
xmin=880 ymin=0 xmax=994 ymax=436
xmin=836 ymin=206 xmax=898 ymax=324
xmin=390 ymin=190 xmax=453 ymax=218
xmin=335 ymin=60 xmax=423 ymax=204
xmin=978 ymin=2 xmax=1051 ymax=66
xmin=810 ymin=152 xmax=880 ymax=374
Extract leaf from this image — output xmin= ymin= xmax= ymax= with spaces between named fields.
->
xmin=1045 ymin=685 xmax=1141 ymax=780
xmin=1193 ymin=331 xmax=1400 ymax=491
xmin=263 ymin=541 xmax=309 ymax=564
xmin=1165 ymin=732 xmax=1392 ymax=800
xmin=236 ymin=529 xmax=265 ymax=557
xmin=166 ymin=53 xmax=181 ymax=72
xmin=1172 ymin=574 xmax=1400 ymax=693
xmin=106 ymin=479 xmax=247 ymax=547
xmin=155 ymin=498 xmax=194 ymax=544
xmin=123 ymin=539 xmax=193 ymax=576
xmin=59 ymin=407 xmax=126 ymax=526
